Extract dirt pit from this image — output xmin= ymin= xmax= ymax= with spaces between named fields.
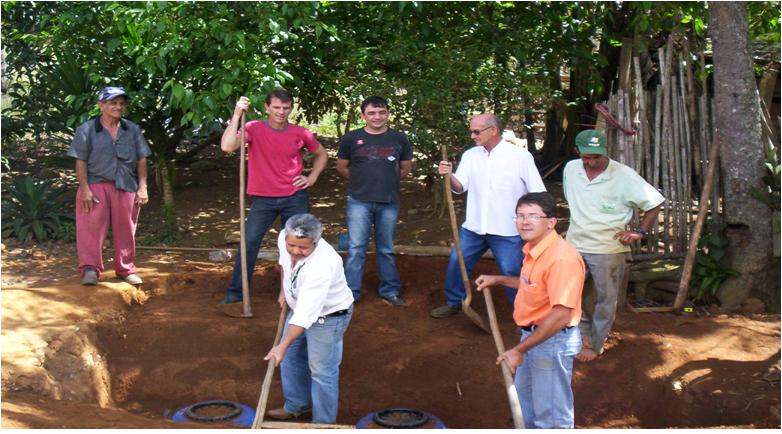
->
xmin=1 ymin=250 xmax=780 ymax=428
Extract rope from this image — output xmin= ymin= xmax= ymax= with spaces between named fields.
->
xmin=595 ymin=103 xmax=639 ymax=135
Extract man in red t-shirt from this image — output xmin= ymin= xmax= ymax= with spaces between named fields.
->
xmin=218 ymin=88 xmax=328 ymax=304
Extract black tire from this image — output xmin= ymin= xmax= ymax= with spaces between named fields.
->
xmin=184 ymin=400 xmax=243 ymax=422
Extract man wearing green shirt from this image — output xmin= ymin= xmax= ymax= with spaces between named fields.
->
xmin=563 ymin=129 xmax=664 ymax=362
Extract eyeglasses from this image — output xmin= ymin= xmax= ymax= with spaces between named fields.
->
xmin=469 ymin=126 xmax=492 ymax=136
xmin=512 ymin=214 xmax=548 ymax=223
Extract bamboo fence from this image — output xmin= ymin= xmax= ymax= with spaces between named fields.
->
xmin=598 ymin=35 xmax=720 ymax=259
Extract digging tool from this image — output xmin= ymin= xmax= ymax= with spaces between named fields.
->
xmin=238 ymin=112 xmax=253 ymax=318
xmin=252 ymin=275 xmax=289 ymax=429
xmin=483 ymin=287 xmax=525 ymax=429
xmin=440 ymin=145 xmax=490 ymax=334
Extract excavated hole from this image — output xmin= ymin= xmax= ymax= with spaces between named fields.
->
xmin=86 ymin=255 xmax=774 ymax=428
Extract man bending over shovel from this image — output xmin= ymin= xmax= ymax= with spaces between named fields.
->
xmin=476 ymin=192 xmax=584 ymax=428
xmin=264 ymin=213 xmax=354 ymax=424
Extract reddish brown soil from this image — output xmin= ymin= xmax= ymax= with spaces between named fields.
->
xmin=2 ymin=247 xmax=779 ymax=429
xmin=2 ymin=151 xmax=780 ymax=428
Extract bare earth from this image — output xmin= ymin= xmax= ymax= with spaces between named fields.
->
xmin=2 ymin=150 xmax=780 ymax=428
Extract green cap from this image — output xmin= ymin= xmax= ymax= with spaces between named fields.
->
xmin=575 ymin=129 xmax=607 ymax=156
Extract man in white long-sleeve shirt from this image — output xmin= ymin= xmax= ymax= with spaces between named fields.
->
xmin=431 ymin=113 xmax=546 ymax=319
xmin=264 ymin=214 xmax=354 ymax=424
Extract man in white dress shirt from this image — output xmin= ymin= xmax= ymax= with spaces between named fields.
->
xmin=431 ymin=113 xmax=546 ymax=319
xmin=264 ymin=213 xmax=354 ymax=424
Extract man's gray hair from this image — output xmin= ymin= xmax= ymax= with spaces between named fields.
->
xmin=284 ymin=213 xmax=323 ymax=243
xmin=483 ymin=113 xmax=504 ymax=132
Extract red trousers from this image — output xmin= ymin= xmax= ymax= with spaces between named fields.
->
xmin=75 ymin=182 xmax=140 ymax=277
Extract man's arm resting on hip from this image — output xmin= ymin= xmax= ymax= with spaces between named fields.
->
xmin=336 ymin=158 xmax=350 ymax=180
xmin=400 ymin=160 xmax=413 ymax=179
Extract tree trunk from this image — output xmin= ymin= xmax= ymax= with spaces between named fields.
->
xmin=542 ymin=72 xmax=564 ymax=164
xmin=160 ymin=161 xmax=175 ymax=207
xmin=709 ymin=2 xmax=774 ymax=310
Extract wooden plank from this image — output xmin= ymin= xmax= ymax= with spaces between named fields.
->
xmin=259 ymin=421 xmax=355 ymax=429
xmin=628 ymin=306 xmax=674 ymax=313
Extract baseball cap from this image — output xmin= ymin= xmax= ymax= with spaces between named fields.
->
xmin=98 ymin=86 xmax=130 ymax=102
xmin=575 ymin=129 xmax=607 ymax=156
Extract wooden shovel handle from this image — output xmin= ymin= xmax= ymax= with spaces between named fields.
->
xmin=440 ymin=145 xmax=473 ymax=305
xmin=239 ymin=113 xmax=252 ymax=317
xmin=252 ymin=271 xmax=289 ymax=429
xmin=484 ymin=288 xmax=525 ymax=428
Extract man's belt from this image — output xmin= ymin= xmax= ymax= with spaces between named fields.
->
xmin=520 ymin=324 xmax=574 ymax=332
xmin=324 ymin=307 xmax=351 ymax=318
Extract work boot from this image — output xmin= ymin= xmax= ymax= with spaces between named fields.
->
xmin=119 ymin=273 xmax=143 ymax=285
xmin=382 ymin=295 xmax=405 ymax=307
xmin=219 ymin=294 xmax=243 ymax=304
xmin=430 ymin=304 xmax=461 ymax=318
xmin=266 ymin=407 xmax=309 ymax=420
xmin=81 ymin=268 xmax=98 ymax=286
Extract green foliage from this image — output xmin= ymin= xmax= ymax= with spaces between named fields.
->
xmin=284 ymin=2 xmax=606 ymax=175
xmin=752 ymin=148 xmax=781 ymax=209
xmin=691 ymin=219 xmax=740 ymax=304
xmin=140 ymin=203 xmax=180 ymax=245
xmin=54 ymin=221 xmax=77 ymax=243
xmin=1 ymin=175 xmax=73 ymax=244
xmin=750 ymin=147 xmax=781 ymax=235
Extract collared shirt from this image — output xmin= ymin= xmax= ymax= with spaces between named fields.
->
xmin=513 ymin=230 xmax=585 ymax=327
xmin=278 ymin=231 xmax=354 ymax=329
xmin=563 ymin=158 xmax=665 ymax=254
xmin=453 ymin=140 xmax=546 ymax=236
xmin=67 ymin=117 xmax=152 ymax=192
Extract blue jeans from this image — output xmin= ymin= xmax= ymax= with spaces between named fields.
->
xmin=280 ymin=307 xmax=353 ymax=424
xmin=515 ymin=327 xmax=581 ymax=428
xmin=443 ymin=227 xmax=523 ymax=306
xmin=225 ymin=191 xmax=309 ymax=301
xmin=344 ymin=196 xmax=401 ymax=300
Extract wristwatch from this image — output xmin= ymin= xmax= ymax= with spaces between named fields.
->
xmin=632 ymin=227 xmax=647 ymax=238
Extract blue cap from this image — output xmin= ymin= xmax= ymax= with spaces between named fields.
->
xmin=98 ymin=86 xmax=130 ymax=102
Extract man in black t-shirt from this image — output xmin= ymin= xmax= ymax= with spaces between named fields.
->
xmin=336 ymin=96 xmax=413 ymax=306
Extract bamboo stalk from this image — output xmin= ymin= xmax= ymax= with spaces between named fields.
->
xmin=634 ymin=55 xmax=655 ymax=254
xmin=677 ymin=59 xmax=693 ymax=248
xmin=660 ymin=44 xmax=673 ymax=253
xmin=670 ymin=72 xmax=683 ymax=251
xmin=653 ymin=85 xmax=663 ymax=190
xmin=697 ymin=52 xmax=709 ymax=189
xmin=633 ymin=57 xmax=652 ymax=180
xmin=674 ymin=126 xmax=721 ymax=311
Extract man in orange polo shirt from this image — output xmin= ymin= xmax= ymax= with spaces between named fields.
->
xmin=476 ymin=192 xmax=585 ymax=428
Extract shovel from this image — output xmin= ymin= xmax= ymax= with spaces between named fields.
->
xmin=483 ymin=287 xmax=525 ymax=428
xmin=252 ymin=272 xmax=289 ymax=428
xmin=441 ymin=145 xmax=489 ymax=334
xmin=238 ymin=112 xmax=253 ymax=317
xmin=218 ymin=112 xmax=254 ymax=319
